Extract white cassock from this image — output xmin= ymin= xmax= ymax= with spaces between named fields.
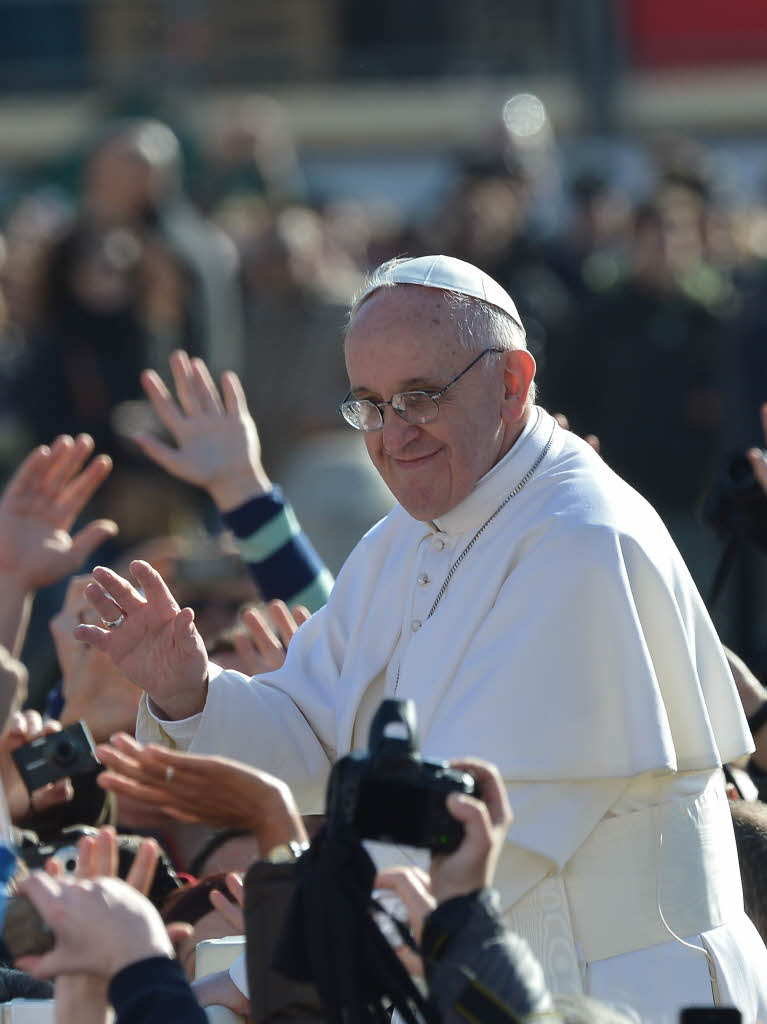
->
xmin=138 ymin=407 xmax=767 ymax=1023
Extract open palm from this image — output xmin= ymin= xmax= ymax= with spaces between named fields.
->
xmin=0 ymin=435 xmax=116 ymax=591
xmin=135 ymin=350 xmax=269 ymax=510
xmin=74 ymin=559 xmax=209 ymax=721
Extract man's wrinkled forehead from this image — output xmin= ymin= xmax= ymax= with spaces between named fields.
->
xmin=345 ymin=284 xmax=462 ymax=356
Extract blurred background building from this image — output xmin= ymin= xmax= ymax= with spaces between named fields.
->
xmin=4 ymin=0 xmax=767 ymax=696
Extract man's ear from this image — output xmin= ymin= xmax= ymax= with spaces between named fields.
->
xmin=501 ymin=349 xmax=536 ymax=424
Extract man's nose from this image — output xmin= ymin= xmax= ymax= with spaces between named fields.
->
xmin=381 ymin=405 xmax=420 ymax=451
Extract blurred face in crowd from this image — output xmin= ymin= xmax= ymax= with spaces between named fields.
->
xmin=344 ymin=285 xmax=533 ymax=521
xmin=85 ymin=142 xmax=155 ymax=223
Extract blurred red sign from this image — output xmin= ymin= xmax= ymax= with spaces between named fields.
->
xmin=627 ymin=0 xmax=767 ymax=66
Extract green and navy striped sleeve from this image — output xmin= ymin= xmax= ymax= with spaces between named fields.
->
xmin=222 ymin=486 xmax=334 ymax=612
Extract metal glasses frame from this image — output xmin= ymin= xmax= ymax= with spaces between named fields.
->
xmin=338 ymin=347 xmax=505 ymax=432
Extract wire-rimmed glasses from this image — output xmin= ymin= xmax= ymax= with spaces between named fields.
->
xmin=338 ymin=347 xmax=504 ymax=432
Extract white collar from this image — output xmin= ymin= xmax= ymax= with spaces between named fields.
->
xmin=431 ymin=406 xmax=551 ymax=536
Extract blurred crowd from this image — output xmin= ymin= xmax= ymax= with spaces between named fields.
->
xmin=2 ymin=114 xmax=767 ymax=665
xmin=1 ymin=99 xmax=767 ymax=1023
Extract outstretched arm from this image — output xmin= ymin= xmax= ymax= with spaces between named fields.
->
xmin=74 ymin=559 xmax=209 ymax=722
xmin=138 ymin=350 xmax=333 ymax=611
xmin=0 ymin=434 xmax=116 ymax=655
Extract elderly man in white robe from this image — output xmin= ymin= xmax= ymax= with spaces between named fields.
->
xmin=77 ymin=255 xmax=767 ymax=1023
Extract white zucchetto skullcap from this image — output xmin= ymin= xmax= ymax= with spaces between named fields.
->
xmin=355 ymin=255 xmax=525 ymax=334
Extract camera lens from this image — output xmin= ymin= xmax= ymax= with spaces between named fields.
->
xmin=52 ymin=738 xmax=76 ymax=765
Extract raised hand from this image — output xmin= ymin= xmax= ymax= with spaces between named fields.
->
xmin=0 ymin=434 xmax=116 ymax=655
xmin=136 ymin=350 xmax=271 ymax=512
xmin=50 ymin=576 xmax=141 ymax=742
xmin=96 ymin=732 xmax=307 ymax=853
xmin=73 ymin=559 xmax=209 ymax=721
xmin=0 ymin=434 xmax=116 ymax=593
xmin=232 ymin=600 xmax=311 ymax=675
xmin=70 ymin=825 xmax=161 ymax=894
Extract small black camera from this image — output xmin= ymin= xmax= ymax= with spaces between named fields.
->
xmin=12 ymin=720 xmax=101 ymax=795
xmin=326 ymin=699 xmax=475 ymax=854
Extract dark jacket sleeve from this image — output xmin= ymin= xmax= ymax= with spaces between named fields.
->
xmin=422 ymin=889 xmax=558 ymax=1024
xmin=109 ymin=956 xmax=207 ymax=1024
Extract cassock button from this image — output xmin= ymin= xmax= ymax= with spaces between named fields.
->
xmin=432 ymin=537 xmax=445 ymax=551
xmin=417 ymin=574 xmax=430 ymax=586
xmin=411 ymin=619 xmax=422 ymax=632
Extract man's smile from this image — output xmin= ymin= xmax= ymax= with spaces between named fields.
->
xmin=389 ymin=449 xmax=443 ymax=469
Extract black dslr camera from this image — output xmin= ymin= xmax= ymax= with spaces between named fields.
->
xmin=326 ymin=699 xmax=476 ymax=854
xmin=12 ymin=720 xmax=101 ymax=794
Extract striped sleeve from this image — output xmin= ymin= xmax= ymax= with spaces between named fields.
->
xmin=222 ymin=486 xmax=333 ymax=612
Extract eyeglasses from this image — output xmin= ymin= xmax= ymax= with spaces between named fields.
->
xmin=338 ymin=347 xmax=504 ymax=432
